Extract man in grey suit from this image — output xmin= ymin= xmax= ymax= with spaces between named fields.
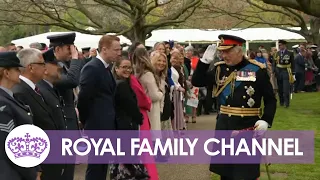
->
xmin=46 ymin=32 xmax=82 ymax=180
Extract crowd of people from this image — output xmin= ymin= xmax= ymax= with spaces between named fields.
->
xmin=0 ymin=33 xmax=219 ymax=180
xmin=247 ymin=42 xmax=320 ymax=94
xmin=0 ymin=32 xmax=318 ymax=180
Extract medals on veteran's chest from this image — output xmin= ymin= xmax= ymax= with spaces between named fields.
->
xmin=282 ymin=54 xmax=290 ymax=64
xmin=236 ymin=70 xmax=256 ymax=82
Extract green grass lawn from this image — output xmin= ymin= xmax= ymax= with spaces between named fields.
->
xmin=212 ymin=92 xmax=320 ymax=180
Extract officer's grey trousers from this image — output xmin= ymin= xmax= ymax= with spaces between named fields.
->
xmin=276 ymin=69 xmax=290 ymax=106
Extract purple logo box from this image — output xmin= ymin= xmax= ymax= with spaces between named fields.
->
xmin=43 ymin=130 xmax=314 ymax=164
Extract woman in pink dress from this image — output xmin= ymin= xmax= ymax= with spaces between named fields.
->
xmin=128 ymin=43 xmax=159 ymax=180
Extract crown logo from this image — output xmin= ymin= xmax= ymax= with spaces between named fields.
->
xmin=7 ymin=133 xmax=48 ymax=159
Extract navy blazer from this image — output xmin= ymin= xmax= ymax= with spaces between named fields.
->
xmin=77 ymin=57 xmax=117 ymax=130
xmin=294 ymin=54 xmax=306 ymax=74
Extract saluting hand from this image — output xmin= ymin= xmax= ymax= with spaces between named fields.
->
xmin=200 ymin=44 xmax=217 ymax=64
xmin=70 ymin=45 xmax=79 ymax=60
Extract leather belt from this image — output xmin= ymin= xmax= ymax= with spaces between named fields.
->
xmin=220 ymin=105 xmax=262 ymax=117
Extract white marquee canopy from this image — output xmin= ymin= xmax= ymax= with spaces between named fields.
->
xmin=12 ymin=28 xmax=305 ymax=50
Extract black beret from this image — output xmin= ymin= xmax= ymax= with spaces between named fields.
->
xmin=42 ymin=48 xmax=59 ymax=64
xmin=279 ymin=40 xmax=287 ymax=44
xmin=0 ymin=51 xmax=23 ymax=67
xmin=217 ymin=34 xmax=246 ymax=50
xmin=82 ymin=47 xmax=90 ymax=52
xmin=47 ymin=32 xmax=76 ymax=46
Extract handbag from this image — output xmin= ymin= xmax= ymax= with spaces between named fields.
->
xmin=110 ymin=164 xmax=150 ymax=180
xmin=161 ymin=84 xmax=172 ymax=121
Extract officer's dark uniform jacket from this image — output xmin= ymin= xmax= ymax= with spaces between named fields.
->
xmin=275 ymin=49 xmax=294 ymax=79
xmin=37 ymin=80 xmax=67 ymax=130
xmin=55 ymin=60 xmax=82 ymax=131
xmin=192 ymin=57 xmax=277 ymax=179
xmin=275 ymin=49 xmax=294 ymax=106
xmin=0 ymin=88 xmax=39 ymax=180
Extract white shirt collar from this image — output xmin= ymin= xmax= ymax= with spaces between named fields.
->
xmin=43 ymin=79 xmax=53 ymax=88
xmin=96 ymin=53 xmax=109 ymax=68
xmin=19 ymin=75 xmax=36 ymax=90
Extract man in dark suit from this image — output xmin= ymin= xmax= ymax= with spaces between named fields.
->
xmin=77 ymin=35 xmax=121 ymax=180
xmin=12 ymin=48 xmax=63 ymax=180
xmin=46 ymin=32 xmax=82 ymax=180
xmin=294 ymin=47 xmax=306 ymax=93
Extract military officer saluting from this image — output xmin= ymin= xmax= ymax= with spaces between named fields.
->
xmin=0 ymin=52 xmax=41 ymax=180
xmin=46 ymin=32 xmax=82 ymax=180
xmin=192 ymin=34 xmax=277 ymax=180
xmin=275 ymin=40 xmax=294 ymax=108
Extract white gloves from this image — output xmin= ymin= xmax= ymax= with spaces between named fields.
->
xmin=200 ymin=44 xmax=217 ymax=64
xmin=254 ymin=120 xmax=269 ymax=131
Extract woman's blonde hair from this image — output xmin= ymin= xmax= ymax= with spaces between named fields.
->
xmin=132 ymin=48 xmax=160 ymax=87
xmin=170 ymin=48 xmax=183 ymax=65
xmin=150 ymin=51 xmax=168 ymax=80
xmin=153 ymin=42 xmax=166 ymax=51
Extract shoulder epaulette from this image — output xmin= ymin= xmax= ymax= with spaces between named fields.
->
xmin=214 ymin=61 xmax=226 ymax=66
xmin=248 ymin=59 xmax=266 ymax=69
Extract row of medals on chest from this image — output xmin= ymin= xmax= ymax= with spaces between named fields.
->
xmin=218 ymin=68 xmax=256 ymax=107
xmin=280 ymin=54 xmax=290 ymax=64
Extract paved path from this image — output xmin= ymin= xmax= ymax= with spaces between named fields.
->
xmin=74 ymin=114 xmax=217 ymax=180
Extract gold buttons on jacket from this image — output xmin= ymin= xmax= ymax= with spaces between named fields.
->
xmin=27 ymin=113 xmax=31 ymax=116
xmin=243 ymin=96 xmax=246 ymax=99
xmin=226 ymin=68 xmax=229 ymax=71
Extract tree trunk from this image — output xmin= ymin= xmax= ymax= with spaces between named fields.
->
xmin=300 ymin=17 xmax=320 ymax=45
xmin=132 ymin=26 xmax=147 ymax=45
xmin=309 ymin=17 xmax=320 ymax=45
xmin=124 ymin=8 xmax=147 ymax=45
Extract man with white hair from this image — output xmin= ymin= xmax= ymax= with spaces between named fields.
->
xmin=12 ymin=48 xmax=64 ymax=180
xmin=184 ymin=45 xmax=193 ymax=75
xmin=192 ymin=34 xmax=276 ymax=180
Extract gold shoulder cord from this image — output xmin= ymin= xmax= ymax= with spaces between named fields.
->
xmin=212 ymin=66 xmax=221 ymax=97
xmin=214 ymin=72 xmax=236 ymax=98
